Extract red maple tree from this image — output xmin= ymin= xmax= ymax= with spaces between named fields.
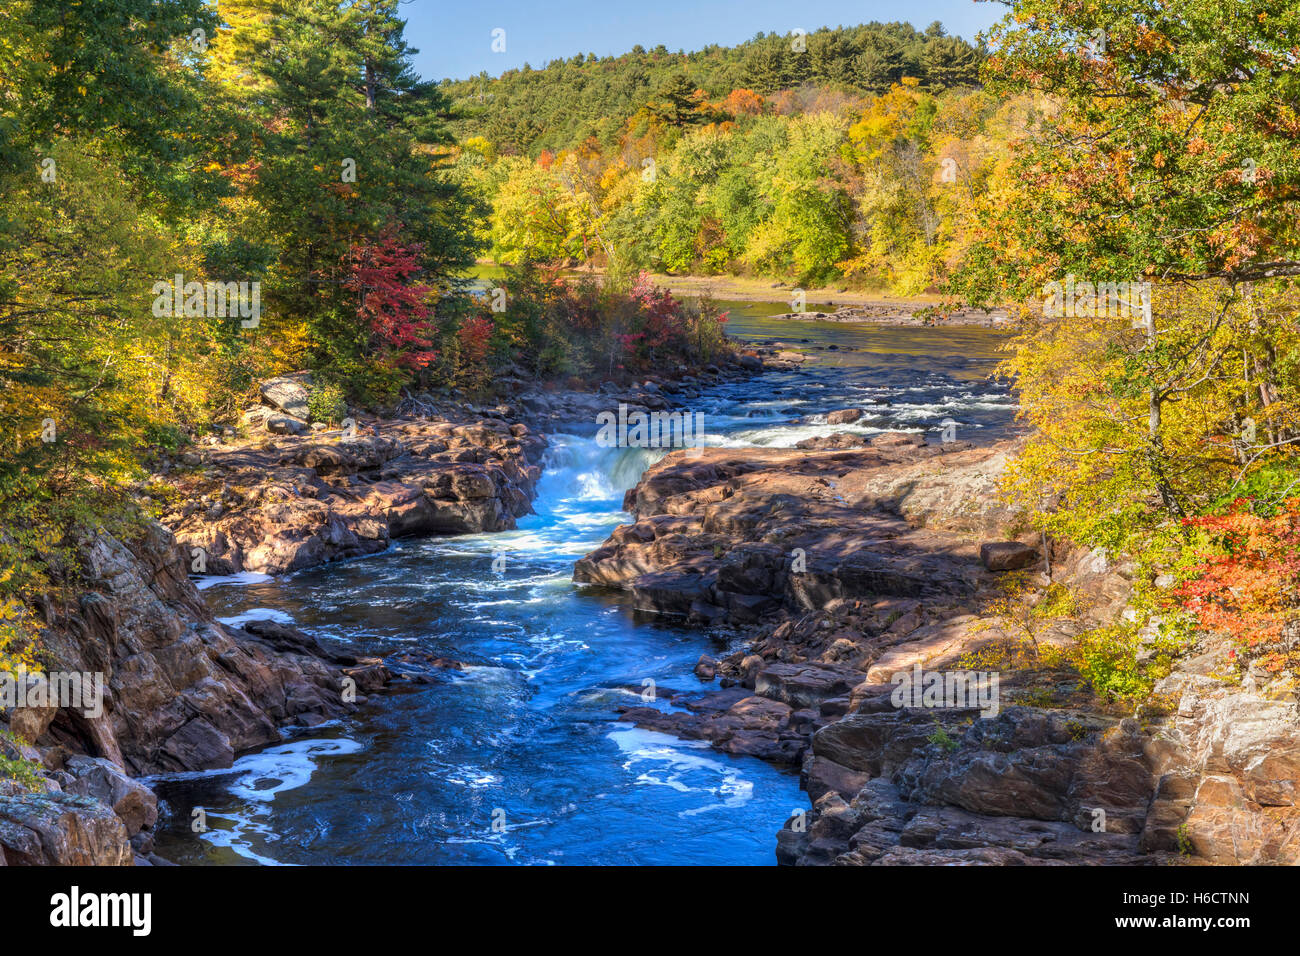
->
xmin=342 ymin=232 xmax=438 ymax=368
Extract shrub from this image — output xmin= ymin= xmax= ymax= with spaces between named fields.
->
xmin=307 ymin=382 xmax=348 ymax=424
xmin=433 ymin=263 xmax=733 ymax=393
xmin=0 ymin=728 xmax=42 ymax=790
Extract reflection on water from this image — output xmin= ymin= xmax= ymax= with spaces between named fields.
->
xmin=150 ymin=304 xmax=1013 ymax=866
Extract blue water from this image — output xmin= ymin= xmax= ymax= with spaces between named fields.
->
xmin=149 ymin=309 xmax=1013 ymax=866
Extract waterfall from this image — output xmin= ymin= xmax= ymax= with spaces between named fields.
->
xmin=538 ymin=434 xmax=668 ymax=502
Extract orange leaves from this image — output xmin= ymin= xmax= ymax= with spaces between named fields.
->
xmin=1174 ymin=499 xmax=1300 ymax=672
xmin=721 ymin=88 xmax=764 ymax=118
xmin=323 ymin=181 xmax=356 ymax=199
xmin=1132 ymin=25 xmax=1170 ymax=53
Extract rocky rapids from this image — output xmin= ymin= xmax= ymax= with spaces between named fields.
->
xmin=0 ymin=393 xmax=558 ymax=863
xmin=3 ymin=309 xmax=1295 ymax=865
xmin=0 ymin=351 xmax=782 ymax=865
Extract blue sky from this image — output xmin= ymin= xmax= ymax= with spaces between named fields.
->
xmin=403 ymin=0 xmax=1003 ymax=83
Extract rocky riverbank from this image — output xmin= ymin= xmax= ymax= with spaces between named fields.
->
xmin=575 ymin=430 xmax=1300 ymax=865
xmin=0 ymin=349 xmax=778 ymax=866
xmin=0 ymin=521 xmax=404 ymax=865
xmin=156 ymin=351 xmax=788 ymax=578
xmin=161 ymin=417 xmax=547 ymax=576
xmin=7 ymin=341 xmax=1294 ymax=867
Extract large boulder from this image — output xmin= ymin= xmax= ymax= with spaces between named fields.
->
xmin=979 ymin=541 xmax=1040 ymax=571
xmin=260 ymin=372 xmax=312 ymax=419
xmin=265 ymin=412 xmax=309 ymax=436
xmin=826 ymin=408 xmax=865 ymax=425
xmin=5 ymin=672 xmax=59 ymax=743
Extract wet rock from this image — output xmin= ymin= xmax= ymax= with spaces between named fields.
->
xmin=620 ymin=692 xmax=804 ymax=765
xmin=826 ymin=408 xmax=865 ymax=425
xmin=794 ymin=432 xmax=872 ymax=450
xmin=343 ymin=659 xmax=392 ymax=695
xmin=694 ymin=655 xmax=718 ymax=681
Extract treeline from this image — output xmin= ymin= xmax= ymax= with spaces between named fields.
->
xmin=455 ymin=78 xmax=1017 ymax=290
xmin=441 ymin=22 xmax=984 ymax=157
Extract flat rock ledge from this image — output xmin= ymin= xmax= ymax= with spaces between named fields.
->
xmin=574 ymin=433 xmax=1024 ymax=623
xmin=159 ymin=417 xmax=546 ymax=576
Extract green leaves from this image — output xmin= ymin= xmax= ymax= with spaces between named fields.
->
xmin=1 ymin=0 xmax=217 ymax=204
xmin=0 ymin=0 xmax=482 ymax=612
xmin=966 ymin=0 xmax=1300 ymax=293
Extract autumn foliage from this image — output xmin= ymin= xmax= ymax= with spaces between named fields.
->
xmin=1174 ymin=500 xmax=1300 ymax=676
xmin=342 ymin=233 xmax=437 ymax=369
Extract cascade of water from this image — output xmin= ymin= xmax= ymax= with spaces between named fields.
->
xmin=536 ymin=434 xmax=670 ymax=502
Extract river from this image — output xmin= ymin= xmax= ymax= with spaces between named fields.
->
xmin=148 ymin=303 xmax=1015 ymax=866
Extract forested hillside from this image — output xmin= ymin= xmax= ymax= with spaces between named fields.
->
xmin=440 ymin=22 xmax=984 ymax=155
xmin=442 ymin=23 xmax=1006 ymax=291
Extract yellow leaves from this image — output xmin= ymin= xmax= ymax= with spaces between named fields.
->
xmin=998 ymin=277 xmax=1300 ymax=565
xmin=462 ymin=136 xmax=496 ymax=163
xmin=847 ymin=81 xmax=925 ymax=164
xmin=0 ymin=599 xmax=41 ymax=677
